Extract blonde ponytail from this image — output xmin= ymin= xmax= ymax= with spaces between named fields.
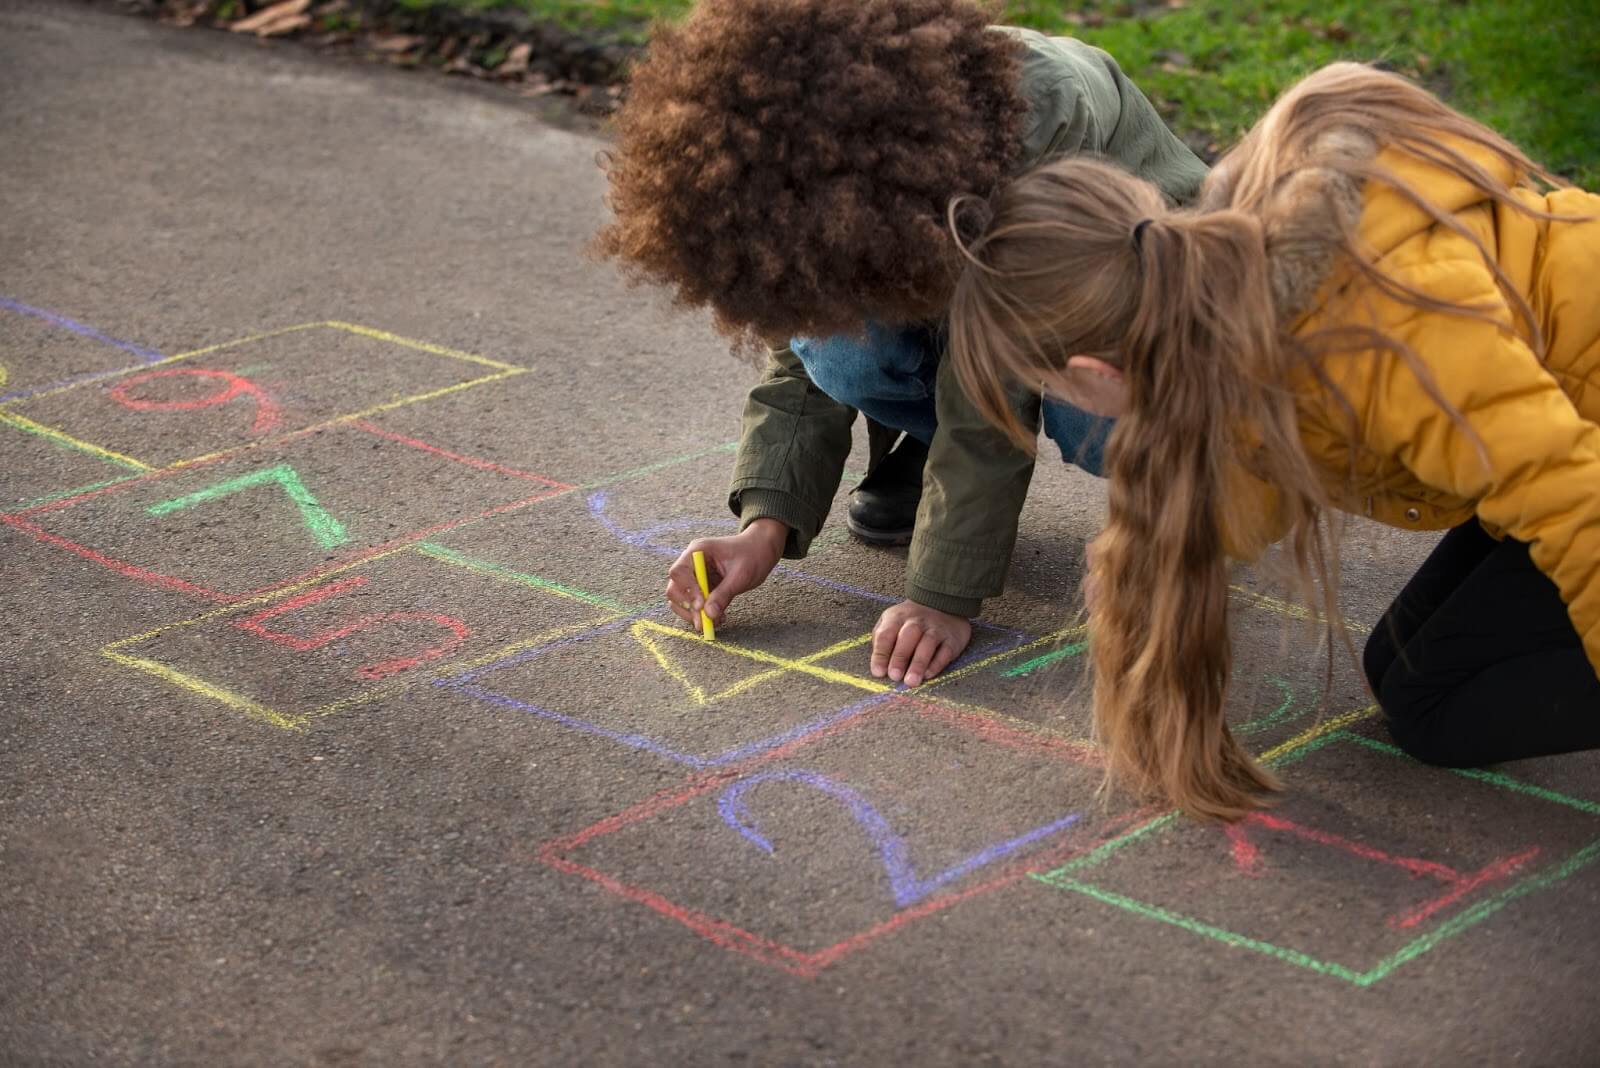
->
xmin=1089 ymin=212 xmax=1287 ymax=819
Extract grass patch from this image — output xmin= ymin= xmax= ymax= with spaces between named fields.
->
xmin=399 ymin=0 xmax=1598 ymax=184
xmin=1043 ymin=0 xmax=1600 ymax=186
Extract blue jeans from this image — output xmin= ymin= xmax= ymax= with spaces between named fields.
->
xmin=792 ymin=322 xmax=1113 ymax=476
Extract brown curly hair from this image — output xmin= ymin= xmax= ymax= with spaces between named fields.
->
xmin=593 ymin=0 xmax=1028 ymax=342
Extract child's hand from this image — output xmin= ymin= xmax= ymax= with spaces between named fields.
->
xmin=870 ymin=601 xmax=972 ymax=687
xmin=665 ymin=518 xmax=788 ymax=629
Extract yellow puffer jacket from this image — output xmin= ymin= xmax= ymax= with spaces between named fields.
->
xmin=1288 ymin=143 xmax=1600 ymax=672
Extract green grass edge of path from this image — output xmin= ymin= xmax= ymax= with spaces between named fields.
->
xmin=396 ymin=0 xmax=1599 ymax=186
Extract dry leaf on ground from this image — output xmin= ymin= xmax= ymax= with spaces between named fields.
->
xmin=369 ymin=33 xmax=424 ymax=53
xmin=230 ymin=0 xmax=310 ymax=35
xmin=497 ymin=42 xmax=533 ymax=77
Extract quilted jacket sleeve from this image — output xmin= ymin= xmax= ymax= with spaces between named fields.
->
xmin=1361 ymin=258 xmax=1600 ymax=671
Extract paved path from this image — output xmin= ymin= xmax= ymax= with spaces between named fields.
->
xmin=2 ymin=3 xmax=1597 ymax=1063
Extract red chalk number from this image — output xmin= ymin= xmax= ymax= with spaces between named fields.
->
xmin=111 ymin=368 xmax=282 ymax=434
xmin=234 ymin=576 xmax=470 ymax=680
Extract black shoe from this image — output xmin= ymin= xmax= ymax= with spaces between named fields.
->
xmin=846 ymin=435 xmax=927 ymax=545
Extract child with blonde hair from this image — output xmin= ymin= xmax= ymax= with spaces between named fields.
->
xmin=948 ymin=62 xmax=1600 ymax=819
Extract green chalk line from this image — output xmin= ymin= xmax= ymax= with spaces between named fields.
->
xmin=16 ymin=474 xmax=141 ymax=511
xmin=1235 ymin=677 xmax=1296 ymax=735
xmin=576 ymin=440 xmax=739 ymax=491
xmin=1052 ymin=877 xmax=1367 ymax=983
xmin=416 ymin=542 xmax=637 ymax=613
xmin=1353 ymin=835 xmax=1600 ymax=985
xmin=1032 ymin=725 xmax=1600 ymax=985
xmin=147 ymin=463 xmax=347 ymax=549
xmin=1036 ymin=812 xmax=1180 ymax=881
xmin=1034 ymin=718 xmax=1354 ymax=883
xmin=1337 ymin=733 xmax=1600 ymax=816
xmin=1002 ymin=639 xmax=1089 ymax=678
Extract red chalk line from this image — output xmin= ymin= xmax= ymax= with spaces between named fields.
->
xmin=233 ymin=574 xmax=472 ymax=680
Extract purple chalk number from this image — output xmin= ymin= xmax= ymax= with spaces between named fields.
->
xmin=718 ymin=769 xmax=1083 ymax=909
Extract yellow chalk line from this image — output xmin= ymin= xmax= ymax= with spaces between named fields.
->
xmin=98 ymin=546 xmax=418 ymax=729
xmin=105 ymin=597 xmax=617 ymax=730
xmin=165 ymin=368 xmax=528 ymax=470
xmin=0 ymin=409 xmax=153 ymax=470
xmin=630 ymin=619 xmax=889 ymax=699
xmin=102 ymin=649 xmax=307 ymax=731
xmin=7 ymin=321 xmax=527 ymax=459
xmin=1228 ymin=584 xmax=1372 ymax=634
xmin=438 ymin=613 xmax=626 ymax=677
xmin=324 ymin=321 xmax=523 ymax=371
xmin=159 ymin=322 xmax=329 ymax=363
xmin=632 ymin=623 xmax=712 ymax=704
xmin=1258 ymin=704 xmax=1380 ymax=764
xmin=12 ymin=324 xmax=327 ymax=409
xmin=316 ymin=615 xmax=622 ymax=718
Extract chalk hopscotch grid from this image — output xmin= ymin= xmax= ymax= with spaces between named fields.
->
xmin=95 ymin=433 xmax=833 ymax=731
xmin=1030 ymin=711 xmax=1600 ymax=986
xmin=534 ymin=695 xmax=1136 ymax=978
xmin=38 ymin=304 xmax=1585 ymax=986
xmin=92 ymin=441 xmax=774 ymax=729
xmin=17 ymin=307 xmax=1298 ymax=746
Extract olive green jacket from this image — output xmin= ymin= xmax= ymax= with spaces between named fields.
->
xmin=728 ymin=28 xmax=1208 ymax=616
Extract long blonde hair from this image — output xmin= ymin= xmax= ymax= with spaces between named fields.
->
xmin=947 ymin=62 xmax=1566 ymax=821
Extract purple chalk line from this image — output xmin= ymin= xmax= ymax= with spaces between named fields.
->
xmin=0 ymin=296 xmax=166 ymax=404
xmin=719 ymin=768 xmax=1084 ymax=907
xmin=437 ymin=673 xmax=893 ymax=768
xmin=448 ymin=617 xmax=639 ymax=685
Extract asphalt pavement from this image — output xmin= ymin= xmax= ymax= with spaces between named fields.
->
xmin=2 ymin=3 xmax=1597 ymax=1063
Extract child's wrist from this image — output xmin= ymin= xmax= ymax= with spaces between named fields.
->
xmin=744 ymin=517 xmax=790 ymax=560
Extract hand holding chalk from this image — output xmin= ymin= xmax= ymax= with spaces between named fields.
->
xmin=692 ymin=550 xmax=716 ymax=641
xmin=664 ymin=522 xmax=787 ymax=634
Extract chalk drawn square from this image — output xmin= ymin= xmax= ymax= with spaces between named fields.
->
xmin=3 ymin=321 xmax=524 ymax=468
xmin=1034 ymin=725 xmax=1600 ymax=986
xmin=438 ymin=615 xmax=896 ymax=768
xmin=537 ymin=696 xmax=1138 ymax=976
xmin=100 ymin=546 xmax=614 ymax=730
xmin=3 ymin=420 xmax=572 ymax=602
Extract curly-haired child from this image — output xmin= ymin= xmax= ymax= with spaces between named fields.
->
xmin=948 ymin=62 xmax=1600 ymax=819
xmin=596 ymin=0 xmax=1207 ymax=685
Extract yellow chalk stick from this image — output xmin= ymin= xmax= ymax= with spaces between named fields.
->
xmin=692 ymin=550 xmax=715 ymax=641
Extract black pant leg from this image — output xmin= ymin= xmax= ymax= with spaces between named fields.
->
xmin=1362 ymin=521 xmax=1500 ymax=693
xmin=1378 ymin=535 xmax=1600 ymax=766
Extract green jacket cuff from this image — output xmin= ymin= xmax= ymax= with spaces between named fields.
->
xmin=733 ymin=487 xmax=816 ymax=558
xmin=904 ymin=582 xmax=983 ymax=618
